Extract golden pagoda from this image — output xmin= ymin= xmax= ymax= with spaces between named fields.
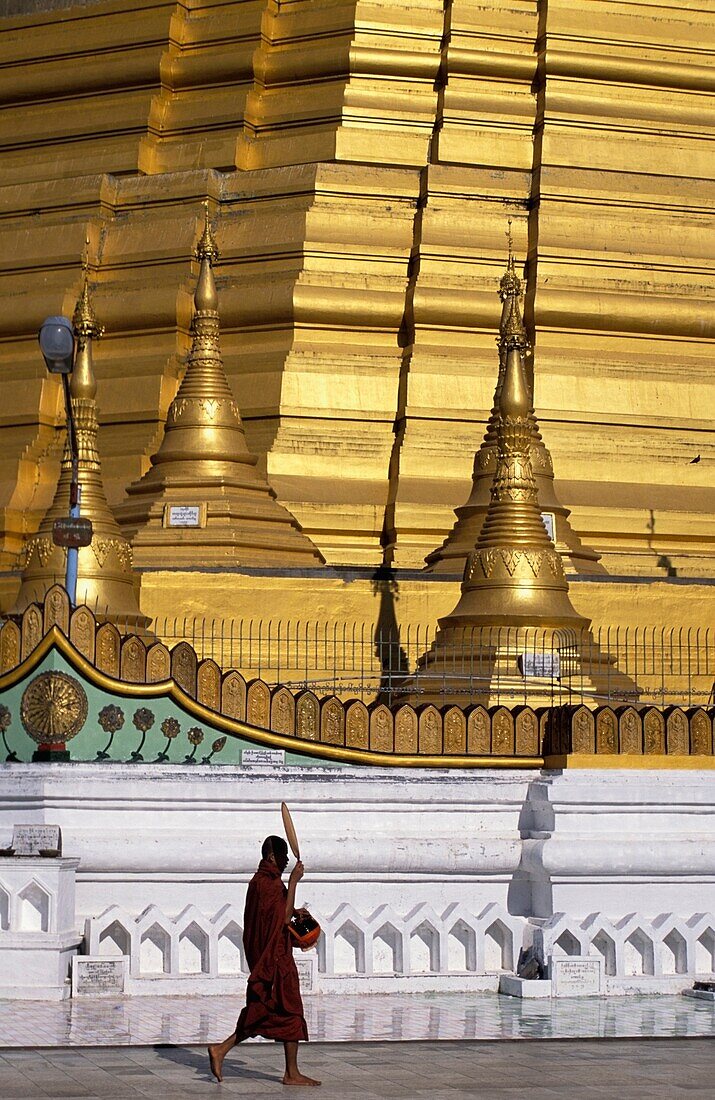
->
xmin=425 ymin=229 xmax=604 ymax=577
xmin=116 ymin=208 xmax=324 ymax=569
xmin=0 ymin=1 xmax=712 ymax=639
xmin=12 ymin=259 xmax=148 ymax=626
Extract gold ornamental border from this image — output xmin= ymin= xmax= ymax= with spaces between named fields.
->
xmin=0 ymin=629 xmax=544 ymax=770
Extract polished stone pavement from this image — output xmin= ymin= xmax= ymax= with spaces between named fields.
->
xmin=1 ymin=991 xmax=714 ymax=1048
xmin=1 ymin=1039 xmax=714 ymax=1099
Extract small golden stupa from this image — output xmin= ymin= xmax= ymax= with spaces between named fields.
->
xmin=442 ymin=321 xmax=589 ymax=631
xmin=12 ymin=258 xmax=148 ymax=626
xmin=411 ymin=256 xmax=629 ymax=707
xmin=116 ymin=208 xmax=324 ymax=568
xmin=425 ymin=230 xmax=603 ymax=576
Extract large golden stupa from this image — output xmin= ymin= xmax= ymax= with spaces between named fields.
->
xmin=0 ymin=0 xmax=712 ymax=636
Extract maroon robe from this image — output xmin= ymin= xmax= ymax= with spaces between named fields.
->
xmin=236 ymin=859 xmax=308 ymax=1042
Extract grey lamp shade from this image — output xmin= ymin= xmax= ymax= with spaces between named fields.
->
xmin=38 ymin=316 xmax=75 ymax=374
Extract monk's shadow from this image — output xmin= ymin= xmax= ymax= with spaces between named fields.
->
xmin=153 ymin=1043 xmax=281 ymax=1084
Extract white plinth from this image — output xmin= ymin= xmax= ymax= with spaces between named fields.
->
xmin=0 ymin=765 xmax=530 ymax=917
xmin=0 ymin=857 xmax=82 ymax=1000
xmin=499 ymin=975 xmax=551 ymax=999
xmin=0 ymin=764 xmax=714 ymax=995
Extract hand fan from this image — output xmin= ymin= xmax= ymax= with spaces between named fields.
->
xmin=281 ymin=801 xmax=300 ymax=859
xmin=281 ymin=801 xmax=321 ymax=949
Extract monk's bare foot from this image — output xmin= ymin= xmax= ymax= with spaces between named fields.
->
xmin=208 ymin=1044 xmax=224 ymax=1083
xmin=282 ymin=1072 xmax=321 ymax=1087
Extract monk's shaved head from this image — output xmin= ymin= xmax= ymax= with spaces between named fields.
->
xmin=262 ymin=835 xmax=288 ymax=861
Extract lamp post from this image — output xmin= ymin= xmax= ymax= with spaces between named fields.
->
xmin=38 ymin=316 xmax=93 ymax=605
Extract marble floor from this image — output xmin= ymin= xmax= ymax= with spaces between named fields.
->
xmin=0 ymin=991 xmax=712 ymax=1049
xmin=1 ymin=1039 xmax=714 ymax=1099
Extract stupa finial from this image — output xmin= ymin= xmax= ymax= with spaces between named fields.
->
xmin=499 ymin=218 xmax=521 ymax=302
xmin=426 ymin=219 xmax=603 ymax=578
xmin=193 ymin=203 xmax=220 ymax=313
xmin=195 ymin=201 xmax=219 ymax=264
xmin=72 ymin=238 xmax=104 ymax=343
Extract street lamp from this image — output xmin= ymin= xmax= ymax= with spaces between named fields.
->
xmin=38 ymin=316 xmax=75 ymax=374
xmin=38 ymin=316 xmax=93 ymax=605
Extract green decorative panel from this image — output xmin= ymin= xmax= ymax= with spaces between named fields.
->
xmin=0 ymin=647 xmax=345 ymax=768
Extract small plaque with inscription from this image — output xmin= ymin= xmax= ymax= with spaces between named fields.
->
xmin=12 ymin=824 xmax=62 ymax=856
xmin=551 ymin=957 xmax=603 ymax=997
xmin=518 ymin=652 xmax=560 ymax=679
xmin=295 ymin=956 xmax=316 ymax=993
xmin=53 ymin=516 xmax=93 ymax=549
xmin=242 ymin=748 xmax=286 ymax=766
xmin=72 ymin=956 xmax=128 ymax=997
xmin=165 ymin=505 xmax=203 ymax=528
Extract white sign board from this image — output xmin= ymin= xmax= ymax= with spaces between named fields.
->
xmin=518 ymin=652 xmax=561 ymax=679
xmin=242 ymin=748 xmax=286 ymax=766
xmin=165 ymin=505 xmax=202 ymax=528
xmin=12 ymin=825 xmax=62 ymax=856
xmin=541 ymin=511 xmax=556 ymax=542
xmin=72 ymin=956 xmax=128 ymax=997
xmin=551 ymin=957 xmax=603 ymax=997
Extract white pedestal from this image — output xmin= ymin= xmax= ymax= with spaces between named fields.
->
xmin=0 ymin=856 xmax=82 ymax=1000
xmin=499 ymin=975 xmax=551 ymax=998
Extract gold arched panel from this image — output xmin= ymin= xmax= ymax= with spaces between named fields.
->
xmin=247 ymin=679 xmax=271 ymax=730
xmin=271 ymin=687 xmax=295 ymax=736
xmin=618 ymin=707 xmax=642 ymax=754
xmin=296 ymin=691 xmax=319 ymax=741
xmin=221 ymin=671 xmax=247 ymax=721
xmin=443 ymin=706 xmax=466 ymax=755
xmin=69 ymin=607 xmax=96 ymax=663
xmin=96 ymin=622 xmax=120 ymax=677
xmin=320 ymin=697 xmax=345 ymax=745
xmin=120 ymin=635 xmax=147 ymax=683
xmin=197 ymin=659 xmax=221 ymax=711
xmin=345 ymin=701 xmax=369 ymax=750
xmin=146 ymin=642 xmax=171 ymax=682
xmin=418 ymin=705 xmax=442 ymax=754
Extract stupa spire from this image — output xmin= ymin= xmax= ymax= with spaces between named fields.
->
xmin=12 ymin=252 xmax=148 ymax=626
xmin=116 ymin=205 xmax=324 ymax=567
xmin=424 ymin=229 xmax=603 ymax=575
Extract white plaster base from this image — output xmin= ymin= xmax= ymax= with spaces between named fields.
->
xmin=0 ymin=764 xmax=531 ymax=918
xmin=0 ymin=932 xmax=82 ymax=1000
xmin=0 ymin=764 xmax=713 ymax=997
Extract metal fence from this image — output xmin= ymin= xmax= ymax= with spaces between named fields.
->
xmin=144 ymin=617 xmax=715 ymax=709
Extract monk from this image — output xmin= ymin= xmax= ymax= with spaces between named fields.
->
xmin=208 ymin=836 xmax=321 ymax=1087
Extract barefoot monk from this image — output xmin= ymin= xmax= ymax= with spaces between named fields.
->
xmin=208 ymin=836 xmax=320 ymax=1087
